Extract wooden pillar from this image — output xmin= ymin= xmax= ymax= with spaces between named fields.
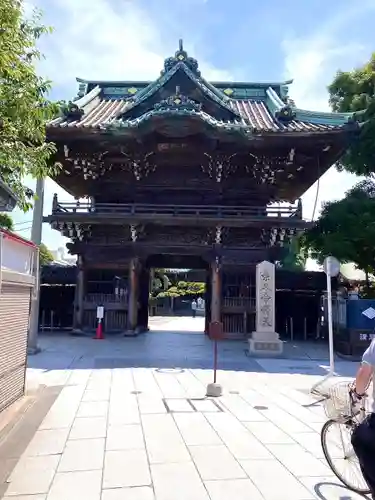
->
xmin=127 ymin=257 xmax=139 ymax=331
xmin=73 ymin=256 xmax=84 ymax=331
xmin=210 ymin=258 xmax=221 ymax=323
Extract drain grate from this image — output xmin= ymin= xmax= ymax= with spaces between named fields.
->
xmin=189 ymin=398 xmax=223 ymax=412
xmin=162 ymin=398 xmax=224 ymax=413
xmin=163 ymin=398 xmax=196 ymax=413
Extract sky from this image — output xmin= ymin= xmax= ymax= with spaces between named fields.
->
xmin=12 ymin=0 xmax=375 ymax=267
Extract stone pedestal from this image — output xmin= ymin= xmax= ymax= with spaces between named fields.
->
xmin=248 ymin=260 xmax=283 ymax=355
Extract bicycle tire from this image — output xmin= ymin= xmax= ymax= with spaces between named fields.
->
xmin=321 ymin=419 xmax=371 ymax=495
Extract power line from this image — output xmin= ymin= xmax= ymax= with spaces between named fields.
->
xmin=13 ymin=220 xmax=32 ymax=226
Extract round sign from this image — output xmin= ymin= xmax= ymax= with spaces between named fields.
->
xmin=323 ymin=256 xmax=340 ymax=277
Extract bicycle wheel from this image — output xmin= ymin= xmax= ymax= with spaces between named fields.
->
xmin=321 ymin=419 xmax=370 ymax=494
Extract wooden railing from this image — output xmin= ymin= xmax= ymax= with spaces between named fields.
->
xmin=85 ymin=293 xmax=127 ymax=304
xmin=52 ymin=201 xmax=302 ymax=219
xmin=223 ymin=297 xmax=255 ymax=309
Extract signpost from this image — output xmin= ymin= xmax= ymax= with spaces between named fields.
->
xmin=311 ymin=256 xmax=340 ymax=396
xmin=94 ymin=305 xmax=105 ymax=340
xmin=206 ymin=321 xmax=223 ymax=397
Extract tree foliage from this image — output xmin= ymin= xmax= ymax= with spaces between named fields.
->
xmin=39 ymin=242 xmax=54 ymax=266
xmin=302 ymin=180 xmax=375 ymax=277
xmin=279 ymin=238 xmax=308 ymax=271
xmin=0 ymin=213 xmax=14 ymax=230
xmin=328 ymin=53 xmax=375 ymax=176
xmin=0 ymin=1 xmax=60 ymax=210
xmin=156 ymin=281 xmax=205 ymax=298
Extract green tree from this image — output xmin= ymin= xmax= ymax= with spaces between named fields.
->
xmin=0 ymin=213 xmax=14 ymax=230
xmin=39 ymin=242 xmax=54 ymax=266
xmin=328 ymin=53 xmax=375 ymax=176
xmin=279 ymin=238 xmax=307 ymax=271
xmin=0 ymin=1 xmax=60 ymax=210
xmin=302 ymin=180 xmax=375 ymax=285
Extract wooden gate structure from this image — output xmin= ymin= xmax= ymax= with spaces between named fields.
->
xmin=44 ymin=41 xmax=360 ymax=342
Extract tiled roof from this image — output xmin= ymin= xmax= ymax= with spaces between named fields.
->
xmin=230 ymin=100 xmax=339 ymax=132
xmin=49 ymin=97 xmax=130 ymax=129
xmin=49 ymin=95 xmax=350 ymax=133
xmin=48 ymin=41 xmax=358 ymax=134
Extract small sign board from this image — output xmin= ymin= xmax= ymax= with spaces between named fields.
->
xmin=209 ymin=321 xmax=223 ymax=340
xmin=323 ymin=256 xmax=340 ymax=277
xmin=96 ymin=306 xmax=104 ymax=320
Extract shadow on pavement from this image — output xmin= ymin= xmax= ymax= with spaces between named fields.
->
xmin=314 ymin=480 xmax=370 ymax=499
xmin=26 ymin=331 xmax=359 ymax=379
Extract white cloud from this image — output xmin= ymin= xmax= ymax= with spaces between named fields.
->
xmin=17 ymin=0 xmax=230 ymax=249
xmin=281 ymin=3 xmax=372 ymax=226
xmin=281 ymin=3 xmax=373 ymax=271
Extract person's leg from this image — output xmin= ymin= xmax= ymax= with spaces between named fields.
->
xmin=352 ymin=417 xmax=375 ymax=496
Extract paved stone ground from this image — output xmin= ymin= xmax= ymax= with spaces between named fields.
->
xmin=1 ymin=317 xmax=370 ymax=500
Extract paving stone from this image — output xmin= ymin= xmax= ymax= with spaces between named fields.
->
xmin=106 ymin=424 xmax=145 ymax=451
xmin=241 ymin=459 xmax=315 ymax=500
xmin=5 ymin=455 xmax=60 ymax=496
xmin=133 ymin=368 xmax=163 ymax=395
xmin=164 ymin=399 xmax=194 ymax=413
xmin=138 ymin=395 xmax=167 ymax=414
xmin=151 ymin=462 xmax=209 ymax=500
xmin=263 ymin=407 xmax=313 ymax=434
xmin=298 ymin=475 xmax=365 ymax=500
xmin=101 ymin=486 xmax=155 ymax=500
xmin=69 ymin=416 xmax=107 ymax=439
xmin=220 ymin=394 xmax=266 ymax=421
xmin=173 ymin=412 xmax=222 ymax=446
xmin=108 ymin=396 xmax=140 ymax=425
xmin=24 ymin=428 xmax=70 ymax=456
xmin=189 ymin=398 xmax=221 ymax=412
xmin=189 ymin=445 xmax=247 ymax=480
xmin=243 ymin=421 xmax=295 ymax=444
xmin=47 ymin=470 xmax=102 ymax=500
xmin=142 ymin=414 xmax=190 ymax=464
xmin=205 ymin=478 xmax=264 ymax=500
xmin=67 ymin=369 xmax=92 ymax=386
xmin=103 ymin=450 xmax=151 ymax=489
xmin=266 ymin=443 xmax=332 ymax=477
xmin=58 ymin=438 xmax=105 ymax=472
xmin=76 ymin=401 xmax=108 ymax=418
xmin=82 ymin=388 xmax=110 ymax=402
xmin=38 ymin=391 xmax=81 ymax=430
xmin=3 ymin=495 xmax=46 ymax=500
xmin=205 ymin=412 xmax=273 ymax=460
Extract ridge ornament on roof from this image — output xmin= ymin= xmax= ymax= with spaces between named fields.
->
xmin=154 ymin=86 xmax=202 ymax=112
xmin=162 ymin=39 xmax=200 ymax=76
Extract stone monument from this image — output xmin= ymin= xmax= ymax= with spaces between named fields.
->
xmin=248 ymin=260 xmax=283 ymax=355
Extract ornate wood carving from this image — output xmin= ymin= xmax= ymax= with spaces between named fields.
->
xmin=119 ymin=149 xmax=156 ymax=180
xmin=201 ymin=152 xmax=238 ymax=182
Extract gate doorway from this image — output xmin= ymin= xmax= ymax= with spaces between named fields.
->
xmin=139 ymin=254 xmax=210 ymax=334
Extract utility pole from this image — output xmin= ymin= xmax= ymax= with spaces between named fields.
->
xmin=28 ymin=178 xmax=44 ymax=354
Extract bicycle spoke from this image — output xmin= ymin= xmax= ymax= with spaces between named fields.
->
xmin=322 ymin=420 xmax=370 ymax=494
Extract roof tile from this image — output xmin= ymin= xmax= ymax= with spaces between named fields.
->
xmin=49 ymin=96 xmax=345 ymax=133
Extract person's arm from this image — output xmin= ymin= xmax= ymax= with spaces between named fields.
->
xmin=354 ymin=339 xmax=375 ymax=396
xmin=355 ymin=363 xmax=373 ymax=396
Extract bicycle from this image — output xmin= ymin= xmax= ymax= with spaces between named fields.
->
xmin=320 ymin=380 xmax=371 ymax=495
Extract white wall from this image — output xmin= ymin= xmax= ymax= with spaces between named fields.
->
xmin=0 ymin=231 xmax=36 ymax=275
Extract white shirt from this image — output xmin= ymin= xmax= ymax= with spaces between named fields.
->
xmin=362 ymin=338 xmax=375 ymax=412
